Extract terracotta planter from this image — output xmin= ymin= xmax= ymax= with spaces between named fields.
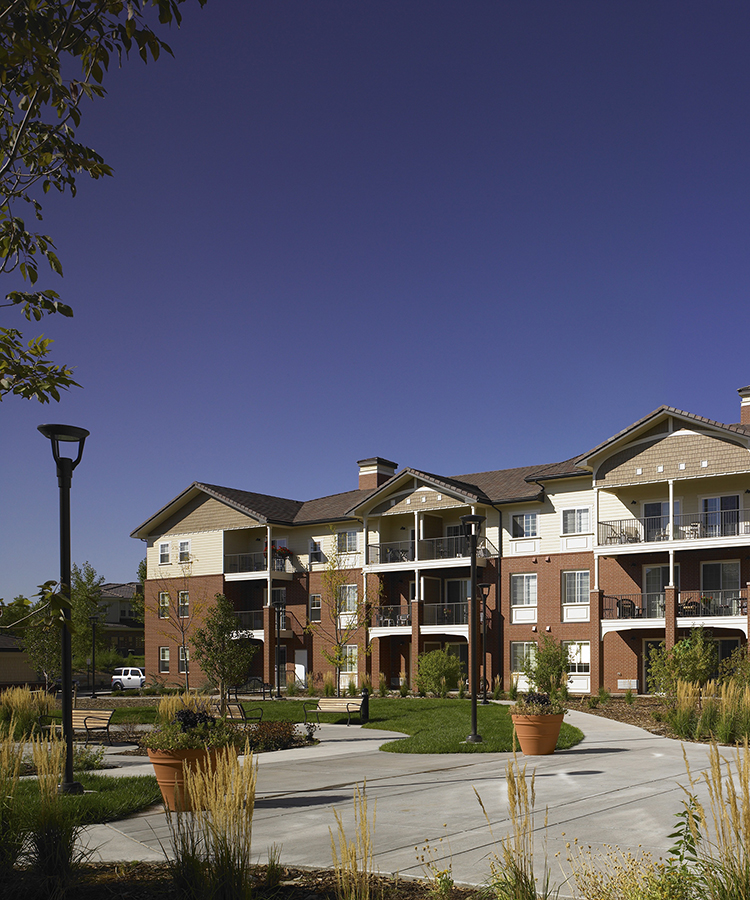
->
xmin=511 ymin=713 xmax=564 ymax=756
xmin=147 ymin=748 xmax=219 ymax=811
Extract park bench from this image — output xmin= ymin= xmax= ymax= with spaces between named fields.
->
xmin=303 ymin=696 xmax=364 ymax=726
xmin=232 ymin=676 xmax=273 ymax=701
xmin=40 ymin=709 xmax=115 ymax=745
xmin=211 ymin=701 xmax=263 ymax=723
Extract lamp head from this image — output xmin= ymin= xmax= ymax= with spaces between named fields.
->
xmin=38 ymin=424 xmax=89 ymax=470
xmin=460 ymin=513 xmax=486 ymax=538
xmin=478 ymin=583 xmax=491 ymax=600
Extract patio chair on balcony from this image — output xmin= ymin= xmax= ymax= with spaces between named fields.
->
xmin=617 ymin=598 xmax=638 ymax=619
xmin=397 ymin=613 xmax=411 ymax=627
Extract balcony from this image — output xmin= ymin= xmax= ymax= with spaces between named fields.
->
xmin=367 ymin=537 xmax=497 ymax=567
xmin=233 ymin=609 xmax=264 ymax=630
xmin=603 ymin=589 xmax=747 ymax=621
xmin=423 ymin=601 xmax=468 ymax=626
xmin=224 ymin=552 xmax=295 ymax=576
xmin=372 ymin=605 xmax=412 ymax=628
xmin=598 ymin=510 xmax=750 ymax=548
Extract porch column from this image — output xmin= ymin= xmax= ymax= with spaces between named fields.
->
xmin=410 ymin=572 xmax=423 ymax=689
xmin=594 ymin=487 xmax=599 ymax=548
xmin=668 ymin=480 xmax=674 ymax=540
xmin=665 ymin=585 xmax=677 ymax=650
xmin=263 ymin=604 xmax=275 ymax=685
xmin=590 ymin=589 xmax=604 ymax=692
xmin=265 ymin=524 xmax=273 ymax=606
xmin=668 ymin=548 xmax=675 ymax=587
xmin=414 ymin=510 xmax=419 ymax=561
xmin=363 ymin=516 xmax=368 ymax=566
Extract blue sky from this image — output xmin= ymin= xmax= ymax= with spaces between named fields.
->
xmin=4 ymin=1 xmax=750 ymax=603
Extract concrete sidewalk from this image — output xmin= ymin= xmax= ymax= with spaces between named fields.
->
xmin=80 ymin=710 xmax=719 ymax=897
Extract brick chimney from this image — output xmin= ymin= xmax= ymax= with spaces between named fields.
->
xmin=357 ymin=457 xmax=398 ymax=490
xmin=739 ymin=385 xmax=750 ymax=425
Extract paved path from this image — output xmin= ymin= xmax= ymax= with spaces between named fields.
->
xmin=80 ymin=710 xmax=721 ymax=897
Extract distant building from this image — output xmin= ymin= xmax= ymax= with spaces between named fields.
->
xmin=132 ymin=386 xmax=750 ymax=695
xmin=99 ymin=582 xmax=144 ymax=657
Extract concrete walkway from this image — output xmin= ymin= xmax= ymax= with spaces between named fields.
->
xmin=80 ymin=710 xmax=722 ymax=897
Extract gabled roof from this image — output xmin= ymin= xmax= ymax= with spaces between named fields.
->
xmin=100 ymin=582 xmax=142 ymax=600
xmin=576 ymin=406 xmax=750 ymax=469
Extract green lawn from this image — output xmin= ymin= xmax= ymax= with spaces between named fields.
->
xmin=15 ymin=774 xmax=161 ymax=824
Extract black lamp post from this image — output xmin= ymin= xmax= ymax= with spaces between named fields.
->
xmin=478 ymin=583 xmax=491 ymax=705
xmin=271 ymin=593 xmax=283 ymax=699
xmin=89 ymin=613 xmax=99 ymax=699
xmin=38 ymin=423 xmax=89 ymax=795
xmin=461 ymin=513 xmax=485 ymax=744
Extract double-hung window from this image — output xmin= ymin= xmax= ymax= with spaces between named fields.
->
xmin=337 ymin=584 xmax=358 ymax=614
xmin=178 ymin=646 xmax=189 ymax=673
xmin=178 ymin=591 xmax=189 ymax=618
xmin=337 ymin=531 xmax=357 ymax=554
xmin=310 ymin=540 xmax=323 ymax=563
xmin=564 ymin=641 xmax=590 ymax=674
xmin=562 ymin=508 xmax=590 ymax=534
xmin=342 ymin=645 xmax=358 ymax=674
xmin=158 ymin=592 xmax=170 ymax=619
xmin=511 ymin=573 xmax=537 ymax=607
xmin=510 ymin=641 xmax=536 ymax=674
xmin=159 ymin=542 xmax=170 ymax=565
xmin=512 ymin=513 xmax=538 ymax=538
xmin=178 ymin=540 xmax=190 ymax=563
xmin=309 ymin=594 xmax=322 ymax=623
xmin=562 ymin=571 xmax=590 ymax=604
xmin=159 ymin=647 xmax=170 ymax=673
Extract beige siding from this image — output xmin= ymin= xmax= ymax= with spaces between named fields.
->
xmin=158 ymin=495 xmax=258 ymax=536
xmin=147 ymin=531 xmax=223 ymax=578
xmin=595 ymin=430 xmax=750 ymax=488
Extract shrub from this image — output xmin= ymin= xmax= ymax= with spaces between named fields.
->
xmin=378 ymin=673 xmax=388 ymax=698
xmin=647 ymin=628 xmax=718 ymax=701
xmin=0 ymin=720 xmax=26 ymax=878
xmin=416 ymin=649 xmax=463 ymax=697
xmin=523 ymin=634 xmax=570 ymax=698
xmin=399 ymin=674 xmax=408 ymax=698
xmin=491 ymin=675 xmax=503 ymax=701
xmin=286 ymin=678 xmax=299 ymax=697
xmin=245 ymin=721 xmax=297 ymax=753
xmin=624 ymin=688 xmax=634 ymax=705
xmin=598 ymin=686 xmax=611 ymax=705
xmin=324 ymin=672 xmax=336 ymax=698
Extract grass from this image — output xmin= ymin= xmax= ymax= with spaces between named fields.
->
xmin=15 ymin=774 xmax=162 ymax=825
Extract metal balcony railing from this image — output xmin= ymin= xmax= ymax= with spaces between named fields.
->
xmin=368 ymin=537 xmax=498 ymax=565
xmin=372 ymin=606 xmax=412 ymax=627
xmin=677 ymin=590 xmax=747 ymax=617
xmin=602 ymin=593 xmax=665 ymax=619
xmin=224 ymin=552 xmax=294 ymax=574
xmin=599 ymin=509 xmax=750 ymax=546
xmin=423 ymin=601 xmax=468 ymax=626
xmin=234 ymin=609 xmax=264 ymax=630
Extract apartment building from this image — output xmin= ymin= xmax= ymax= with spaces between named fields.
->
xmin=131 ymin=388 xmax=750 ymax=695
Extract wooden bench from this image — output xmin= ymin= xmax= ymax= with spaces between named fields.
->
xmin=211 ymin=701 xmax=263 ymax=723
xmin=41 ymin=709 xmax=115 ymax=745
xmin=303 ymin=697 xmax=364 ymax=726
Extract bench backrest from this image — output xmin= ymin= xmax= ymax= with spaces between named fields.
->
xmin=71 ymin=710 xmax=113 ymax=725
xmin=318 ymin=698 xmax=362 ymax=710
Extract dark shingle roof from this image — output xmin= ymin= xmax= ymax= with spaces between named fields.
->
xmin=196 ymin=483 xmax=305 ymax=524
xmin=100 ymin=583 xmax=141 ymax=600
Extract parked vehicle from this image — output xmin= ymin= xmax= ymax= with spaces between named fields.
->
xmin=111 ymin=667 xmax=146 ymax=690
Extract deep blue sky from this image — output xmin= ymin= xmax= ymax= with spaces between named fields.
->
xmin=4 ymin=1 xmax=750 ymax=603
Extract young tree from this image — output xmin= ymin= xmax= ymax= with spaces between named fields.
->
xmin=523 ymin=634 xmax=571 ymax=697
xmin=70 ymin=560 xmax=106 ymax=670
xmin=307 ymin=534 xmax=372 ymax=697
xmin=192 ymin=594 xmax=258 ymax=714
xmin=18 ymin=599 xmax=61 ymax=689
xmin=0 ymin=0 xmax=207 ymax=402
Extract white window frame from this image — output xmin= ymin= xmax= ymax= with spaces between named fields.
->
xmin=159 ymin=646 xmax=170 ymax=673
xmin=178 ymin=591 xmax=189 ymax=618
xmin=562 ymin=571 xmax=590 ymax=605
xmin=158 ymin=592 xmax=170 ymax=619
xmin=309 ymin=594 xmax=322 ymax=623
xmin=337 ymin=584 xmax=358 ymax=614
xmin=563 ymin=641 xmax=589 ymax=674
xmin=512 ymin=512 xmax=538 ymax=538
xmin=342 ymin=644 xmax=358 ymax=674
xmin=178 ymin=540 xmax=191 ymax=563
xmin=159 ymin=542 xmax=170 ymax=565
xmin=309 ymin=540 xmax=323 ymax=563
xmin=701 ymin=560 xmax=741 ymax=593
xmin=511 ymin=573 xmax=537 ymax=607
xmin=510 ymin=641 xmax=536 ymax=673
xmin=562 ymin=508 xmax=591 ymax=535
xmin=178 ymin=646 xmax=189 ymax=673
xmin=337 ymin=531 xmax=358 ymax=554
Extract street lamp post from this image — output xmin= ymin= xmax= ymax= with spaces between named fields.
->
xmin=89 ymin=613 xmax=99 ymax=699
xmin=272 ymin=593 xmax=283 ymax=699
xmin=38 ymin=423 xmax=89 ymax=795
xmin=461 ymin=513 xmax=485 ymax=744
xmin=478 ymin=583 xmax=491 ymax=705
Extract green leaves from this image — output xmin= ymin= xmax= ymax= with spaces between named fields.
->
xmin=1 ymin=0 xmax=207 ymax=403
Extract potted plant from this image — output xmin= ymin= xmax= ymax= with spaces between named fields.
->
xmin=510 ymin=635 xmax=570 ymax=756
xmin=143 ymin=707 xmax=245 ymax=810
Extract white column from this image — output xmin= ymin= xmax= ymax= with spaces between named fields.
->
xmin=363 ymin=516 xmax=368 ymax=566
xmin=594 ymin=488 xmax=600 ymax=547
xmin=266 ymin=524 xmax=273 ymax=606
xmin=668 ymin=480 xmax=674 ymax=540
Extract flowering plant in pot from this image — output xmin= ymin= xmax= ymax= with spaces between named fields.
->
xmin=510 ymin=635 xmax=570 ymax=756
xmin=143 ymin=707 xmax=245 ymax=810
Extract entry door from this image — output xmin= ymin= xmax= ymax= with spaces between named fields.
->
xmin=644 ymin=501 xmax=679 ymax=541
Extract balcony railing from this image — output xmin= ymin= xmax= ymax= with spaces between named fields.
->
xmin=368 ymin=537 xmax=498 ymax=565
xmin=599 ymin=510 xmax=750 ymax=546
xmin=224 ymin=552 xmax=294 ymax=574
xmin=372 ymin=605 xmax=412 ymax=627
xmin=423 ymin=601 xmax=468 ymax=626
xmin=234 ymin=609 xmax=264 ymax=630
xmin=603 ymin=589 xmax=747 ymax=620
